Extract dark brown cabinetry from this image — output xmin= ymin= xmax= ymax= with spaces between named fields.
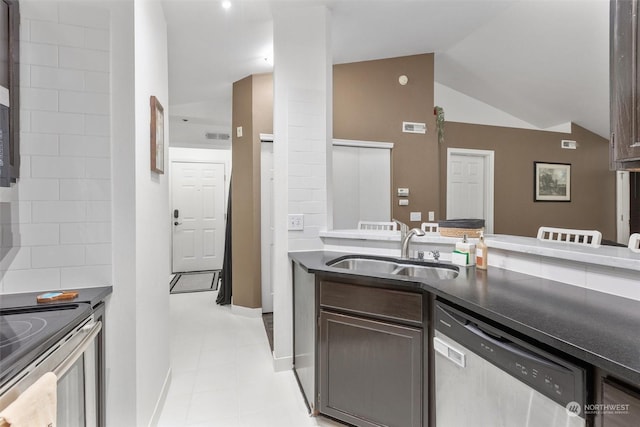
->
xmin=318 ymin=280 xmax=424 ymax=427
xmin=610 ymin=0 xmax=640 ymax=169
xmin=598 ymin=376 xmax=640 ymax=427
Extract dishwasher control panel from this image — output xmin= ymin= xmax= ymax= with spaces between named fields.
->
xmin=434 ymin=301 xmax=586 ymax=410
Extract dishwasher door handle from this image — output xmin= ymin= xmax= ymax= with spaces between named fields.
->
xmin=434 ymin=337 xmax=466 ymax=368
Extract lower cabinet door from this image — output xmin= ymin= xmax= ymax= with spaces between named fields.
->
xmin=602 ymin=378 xmax=640 ymax=427
xmin=319 ymin=310 xmax=422 ymax=427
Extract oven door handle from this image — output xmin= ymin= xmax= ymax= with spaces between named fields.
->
xmin=53 ymin=320 xmax=102 ymax=379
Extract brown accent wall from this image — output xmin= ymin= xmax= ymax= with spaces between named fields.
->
xmin=231 ymin=73 xmax=273 ymax=309
xmin=439 ymin=122 xmax=616 ymax=240
xmin=333 ymin=54 xmax=439 ymax=226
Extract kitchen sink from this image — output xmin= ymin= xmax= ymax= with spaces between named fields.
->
xmin=393 ymin=265 xmax=458 ymax=280
xmin=328 ymin=258 xmax=399 ymax=274
xmin=327 ymin=256 xmax=459 ymax=280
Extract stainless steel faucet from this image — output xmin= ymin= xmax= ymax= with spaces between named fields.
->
xmin=393 ymin=219 xmax=425 ymax=258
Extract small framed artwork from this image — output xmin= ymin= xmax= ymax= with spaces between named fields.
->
xmin=534 ymin=162 xmax=571 ymax=202
xmin=150 ymin=95 xmax=164 ymax=174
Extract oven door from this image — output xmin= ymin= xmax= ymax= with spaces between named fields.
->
xmin=0 ymin=316 xmax=102 ymax=427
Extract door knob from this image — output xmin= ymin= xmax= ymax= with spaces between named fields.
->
xmin=174 ymin=221 xmax=182 ymax=226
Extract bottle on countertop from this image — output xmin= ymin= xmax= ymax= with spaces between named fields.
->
xmin=454 ymin=234 xmax=476 ymax=266
xmin=476 ymin=231 xmax=488 ymax=270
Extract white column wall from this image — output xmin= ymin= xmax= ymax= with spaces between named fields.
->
xmin=272 ymin=6 xmax=331 ymax=369
xmin=133 ymin=0 xmax=171 ymax=424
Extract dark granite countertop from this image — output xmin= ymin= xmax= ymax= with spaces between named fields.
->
xmin=0 ymin=286 xmax=113 ymax=310
xmin=290 ymin=251 xmax=640 ymax=386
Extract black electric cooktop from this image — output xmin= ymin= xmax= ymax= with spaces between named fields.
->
xmin=0 ymin=303 xmax=92 ymax=386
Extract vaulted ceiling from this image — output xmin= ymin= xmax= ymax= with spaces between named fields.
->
xmin=163 ymin=0 xmax=609 ymax=147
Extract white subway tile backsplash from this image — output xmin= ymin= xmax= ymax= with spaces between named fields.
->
xmin=20 ymin=19 xmax=30 ymax=43
xmin=13 ymin=223 xmax=59 ymax=246
xmin=21 ymin=42 xmax=58 ymax=67
xmin=59 ymin=46 xmax=109 ymax=72
xmin=84 ymin=72 xmax=109 ymax=93
xmin=84 ymin=114 xmax=109 ymax=136
xmin=60 ymin=179 xmax=110 ymax=201
xmin=59 ymin=91 xmax=109 ymax=115
xmin=21 ymin=88 xmax=59 ymax=112
xmin=60 ymin=265 xmax=111 ymax=287
xmin=7 ymin=2 xmax=113 ymax=293
xmin=58 ymin=3 xmax=110 ymax=30
xmin=60 ymin=222 xmax=110 ymax=244
xmin=30 ymin=21 xmax=84 ymax=48
xmin=20 ymin=2 xmax=59 ymax=22
xmin=31 ymin=156 xmax=85 ymax=178
xmin=84 ymin=28 xmax=109 ymax=51
xmin=32 ymin=201 xmax=86 ymax=223
xmin=85 ymin=158 xmax=111 ymax=179
xmin=86 ymin=201 xmax=110 ymax=222
xmin=59 ymin=134 xmax=110 ymax=158
xmin=31 ymin=65 xmax=85 ymax=91
xmin=0 ymin=201 xmax=32 ymax=224
xmin=32 ymin=244 xmax=85 ymax=268
xmin=2 ymin=268 xmax=61 ymax=293
xmin=85 ymin=244 xmax=111 ymax=265
xmin=31 ymin=111 xmax=85 ymax=135
xmin=17 ymin=178 xmax=59 ymax=200
xmin=0 ymin=247 xmax=31 ymax=271
xmin=20 ymin=110 xmax=31 ymax=133
xmin=20 ymin=133 xmax=59 ymax=156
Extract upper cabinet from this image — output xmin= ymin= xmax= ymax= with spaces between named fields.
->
xmin=0 ymin=0 xmax=18 ymax=187
xmin=611 ymin=0 xmax=640 ymax=170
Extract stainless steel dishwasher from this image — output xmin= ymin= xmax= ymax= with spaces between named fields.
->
xmin=434 ymin=301 xmax=587 ymax=427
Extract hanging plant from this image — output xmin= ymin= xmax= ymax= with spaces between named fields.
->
xmin=434 ymin=106 xmax=445 ymax=144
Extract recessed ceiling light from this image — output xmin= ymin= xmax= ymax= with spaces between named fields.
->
xmin=221 ymin=0 xmax=231 ymax=10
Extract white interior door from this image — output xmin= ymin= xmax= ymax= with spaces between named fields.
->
xmin=261 ymin=143 xmax=274 ymax=313
xmin=447 ymin=148 xmax=494 ymax=233
xmin=172 ymin=161 xmax=225 ymax=273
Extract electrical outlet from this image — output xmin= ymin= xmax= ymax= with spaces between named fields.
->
xmin=428 ymin=211 xmax=435 ymax=221
xmin=288 ymin=214 xmax=304 ymax=230
xmin=236 ymin=126 xmax=243 ymax=138
xmin=399 ymin=199 xmax=409 ymax=206
xmin=410 ymin=212 xmax=422 ymax=222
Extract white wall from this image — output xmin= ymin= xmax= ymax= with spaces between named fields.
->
xmin=434 ymin=82 xmax=572 ymax=133
xmin=272 ymin=5 xmax=332 ymax=369
xmin=133 ymin=0 xmax=171 ymax=424
xmin=0 ymin=1 xmax=112 ymax=293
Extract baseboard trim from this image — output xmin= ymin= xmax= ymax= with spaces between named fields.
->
xmin=231 ymin=304 xmax=262 ymax=318
xmin=148 ymin=367 xmax=171 ymax=427
xmin=273 ymin=354 xmax=293 ymax=372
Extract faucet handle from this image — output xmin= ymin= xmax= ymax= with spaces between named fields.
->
xmin=429 ymin=250 xmax=440 ymax=261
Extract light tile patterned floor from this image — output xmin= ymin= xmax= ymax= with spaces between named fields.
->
xmin=158 ymin=291 xmax=343 ymax=427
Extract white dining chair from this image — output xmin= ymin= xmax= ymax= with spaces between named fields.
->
xmin=629 ymin=233 xmax=640 ymax=252
xmin=420 ymin=222 xmax=439 ymax=233
xmin=536 ymin=226 xmax=602 ymax=247
xmin=357 ymin=221 xmax=398 ymax=231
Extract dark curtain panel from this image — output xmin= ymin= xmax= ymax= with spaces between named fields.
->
xmin=216 ymin=182 xmax=232 ymax=305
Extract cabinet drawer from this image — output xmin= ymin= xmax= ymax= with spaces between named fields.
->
xmin=320 ymin=280 xmax=422 ymax=325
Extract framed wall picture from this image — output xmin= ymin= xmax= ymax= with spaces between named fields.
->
xmin=150 ymin=95 xmax=164 ymax=174
xmin=534 ymin=161 xmax=570 ymax=202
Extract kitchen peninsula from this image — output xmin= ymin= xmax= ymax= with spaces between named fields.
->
xmin=292 ymin=231 xmax=640 ymax=426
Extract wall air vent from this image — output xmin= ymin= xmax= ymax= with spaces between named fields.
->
xmin=402 ymin=121 xmax=427 ymax=134
xmin=205 ymin=132 xmax=230 ymax=140
xmin=561 ymin=139 xmax=577 ymax=149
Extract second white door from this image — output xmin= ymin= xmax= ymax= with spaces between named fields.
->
xmin=172 ymin=162 xmax=225 ymax=273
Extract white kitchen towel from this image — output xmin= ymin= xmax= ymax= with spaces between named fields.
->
xmin=0 ymin=372 xmax=57 ymax=427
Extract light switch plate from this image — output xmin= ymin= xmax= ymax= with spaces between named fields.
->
xmin=236 ymin=126 xmax=243 ymax=138
xmin=410 ymin=212 xmax=422 ymax=222
xmin=397 ymin=188 xmax=409 ymax=197
xmin=288 ymin=214 xmax=304 ymax=230
xmin=399 ymin=199 xmax=409 ymax=206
